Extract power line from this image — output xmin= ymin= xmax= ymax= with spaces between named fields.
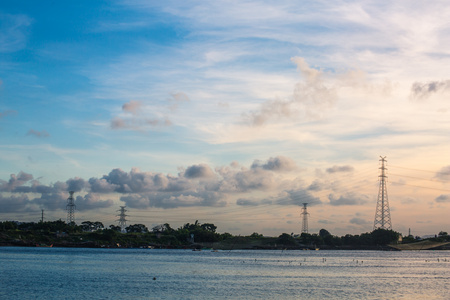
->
xmin=390 ymin=183 xmax=450 ymax=193
xmin=390 ymin=164 xmax=449 ymax=176
xmin=389 ymin=173 xmax=448 ymax=184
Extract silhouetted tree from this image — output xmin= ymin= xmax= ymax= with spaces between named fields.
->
xmin=126 ymin=224 xmax=149 ymax=233
xmin=371 ymin=229 xmax=399 ymax=245
xmin=109 ymin=225 xmax=121 ymax=232
xmin=277 ymin=233 xmax=297 ymax=245
xmin=319 ymin=229 xmax=331 ymax=237
xmin=249 ymin=232 xmax=263 ymax=238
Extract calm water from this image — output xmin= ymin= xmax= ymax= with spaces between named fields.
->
xmin=0 ymin=247 xmax=449 ymax=299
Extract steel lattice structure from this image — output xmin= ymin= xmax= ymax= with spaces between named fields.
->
xmin=117 ymin=206 xmax=128 ymax=233
xmin=373 ymin=156 xmax=392 ymax=230
xmin=301 ymin=203 xmax=309 ymax=234
xmin=66 ymin=191 xmax=76 ymax=225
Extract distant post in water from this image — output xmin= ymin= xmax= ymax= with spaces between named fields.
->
xmin=373 ymin=156 xmax=392 ymax=230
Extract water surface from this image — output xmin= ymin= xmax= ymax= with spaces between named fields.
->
xmin=1 ymin=247 xmax=449 ymax=299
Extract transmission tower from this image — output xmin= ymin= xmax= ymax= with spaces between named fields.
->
xmin=373 ymin=156 xmax=392 ymax=230
xmin=117 ymin=206 xmax=128 ymax=233
xmin=66 ymin=191 xmax=76 ymax=225
xmin=301 ymin=203 xmax=309 ymax=234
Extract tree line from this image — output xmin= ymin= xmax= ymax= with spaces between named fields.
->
xmin=1 ymin=219 xmax=448 ymax=248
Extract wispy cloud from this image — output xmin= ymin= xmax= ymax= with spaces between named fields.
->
xmin=27 ymin=129 xmax=50 ymax=138
xmin=349 ymin=217 xmax=371 ymax=225
xmin=326 ymin=165 xmax=354 ymax=173
xmin=328 ymin=192 xmax=369 ymax=206
xmin=0 ymin=110 xmax=17 ymax=119
xmin=242 ymin=57 xmax=338 ymax=126
xmin=122 ymin=100 xmax=142 ymax=115
xmin=0 ymin=13 xmax=32 ymax=53
xmin=110 ymin=100 xmax=173 ymax=131
xmin=435 ymin=194 xmax=450 ymax=203
xmin=435 ymin=166 xmax=450 ymax=181
xmin=410 ymin=80 xmax=450 ymax=100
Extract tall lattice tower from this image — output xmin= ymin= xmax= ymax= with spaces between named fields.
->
xmin=66 ymin=191 xmax=76 ymax=225
xmin=301 ymin=203 xmax=309 ymax=234
xmin=373 ymin=156 xmax=392 ymax=230
xmin=117 ymin=206 xmax=128 ymax=233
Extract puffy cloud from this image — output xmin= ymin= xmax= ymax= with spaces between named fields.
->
xmin=243 ymin=57 xmax=337 ymax=126
xmin=110 ymin=117 xmax=127 ymax=129
xmin=232 ymin=168 xmax=276 ymax=192
xmin=66 ymin=177 xmax=87 ymax=192
xmin=244 ymin=98 xmax=296 ymax=126
xmin=307 ymin=180 xmax=323 ymax=191
xmin=251 ymin=156 xmax=297 ymax=172
xmin=410 ymin=80 xmax=450 ymax=100
xmin=326 ymin=165 xmax=354 ymax=173
xmin=88 ymin=178 xmax=118 ymax=193
xmin=349 ymin=217 xmax=370 ymax=225
xmin=122 ymin=100 xmax=142 ymax=115
xmin=12 ymin=181 xmax=65 ymax=194
xmin=110 ymin=115 xmax=172 ymax=130
xmin=75 ymin=193 xmax=114 ymax=211
xmin=276 ymin=189 xmax=321 ymax=206
xmin=1 ymin=160 xmax=284 ymax=212
xmin=328 ymin=193 xmax=369 ymax=206
xmin=435 ymin=194 xmax=450 ymax=203
xmin=31 ymin=192 xmax=67 ymax=211
xmin=0 ymin=194 xmax=31 ymax=213
xmin=183 ymin=164 xmax=215 ymax=179
xmin=318 ymin=219 xmax=334 ymax=224
xmin=100 ymin=168 xmax=188 ymax=193
xmin=0 ymin=110 xmax=17 ymax=119
xmin=236 ymin=198 xmax=260 ymax=206
xmin=119 ymin=194 xmax=149 ymax=209
xmin=120 ymin=191 xmax=226 ymax=209
xmin=168 ymin=92 xmax=190 ymax=111
xmin=0 ymin=156 xmax=350 ymax=212
xmin=26 ymin=129 xmax=50 ymax=138
xmin=435 ymin=166 xmax=450 ymax=181
xmin=0 ymin=171 xmax=33 ymax=192
xmin=111 ymin=98 xmax=176 ymax=131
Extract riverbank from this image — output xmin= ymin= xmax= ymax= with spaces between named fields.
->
xmin=2 ymin=233 xmax=449 ymax=250
xmin=2 ymin=220 xmax=448 ymax=250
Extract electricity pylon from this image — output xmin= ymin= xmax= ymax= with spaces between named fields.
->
xmin=373 ymin=156 xmax=392 ymax=230
xmin=66 ymin=191 xmax=76 ymax=225
xmin=301 ymin=203 xmax=309 ymax=234
xmin=117 ymin=206 xmax=128 ymax=233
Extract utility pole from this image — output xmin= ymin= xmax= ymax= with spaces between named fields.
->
xmin=66 ymin=191 xmax=76 ymax=225
xmin=117 ymin=206 xmax=128 ymax=233
xmin=41 ymin=209 xmax=44 ymax=223
xmin=373 ymin=156 xmax=392 ymax=230
xmin=301 ymin=203 xmax=309 ymax=234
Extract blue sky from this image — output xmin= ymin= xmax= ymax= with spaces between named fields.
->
xmin=1 ymin=0 xmax=450 ymax=236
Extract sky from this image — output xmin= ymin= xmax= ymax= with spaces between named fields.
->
xmin=1 ymin=0 xmax=449 ymax=237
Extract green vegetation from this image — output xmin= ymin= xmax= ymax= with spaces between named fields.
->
xmin=1 ymin=219 xmax=447 ymax=250
xmin=0 ymin=219 xmax=230 ymax=248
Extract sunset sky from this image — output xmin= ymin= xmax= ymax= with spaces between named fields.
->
xmin=1 ymin=1 xmax=449 ymax=237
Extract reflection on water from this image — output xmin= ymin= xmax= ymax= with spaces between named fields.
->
xmin=1 ymin=247 xmax=449 ymax=299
